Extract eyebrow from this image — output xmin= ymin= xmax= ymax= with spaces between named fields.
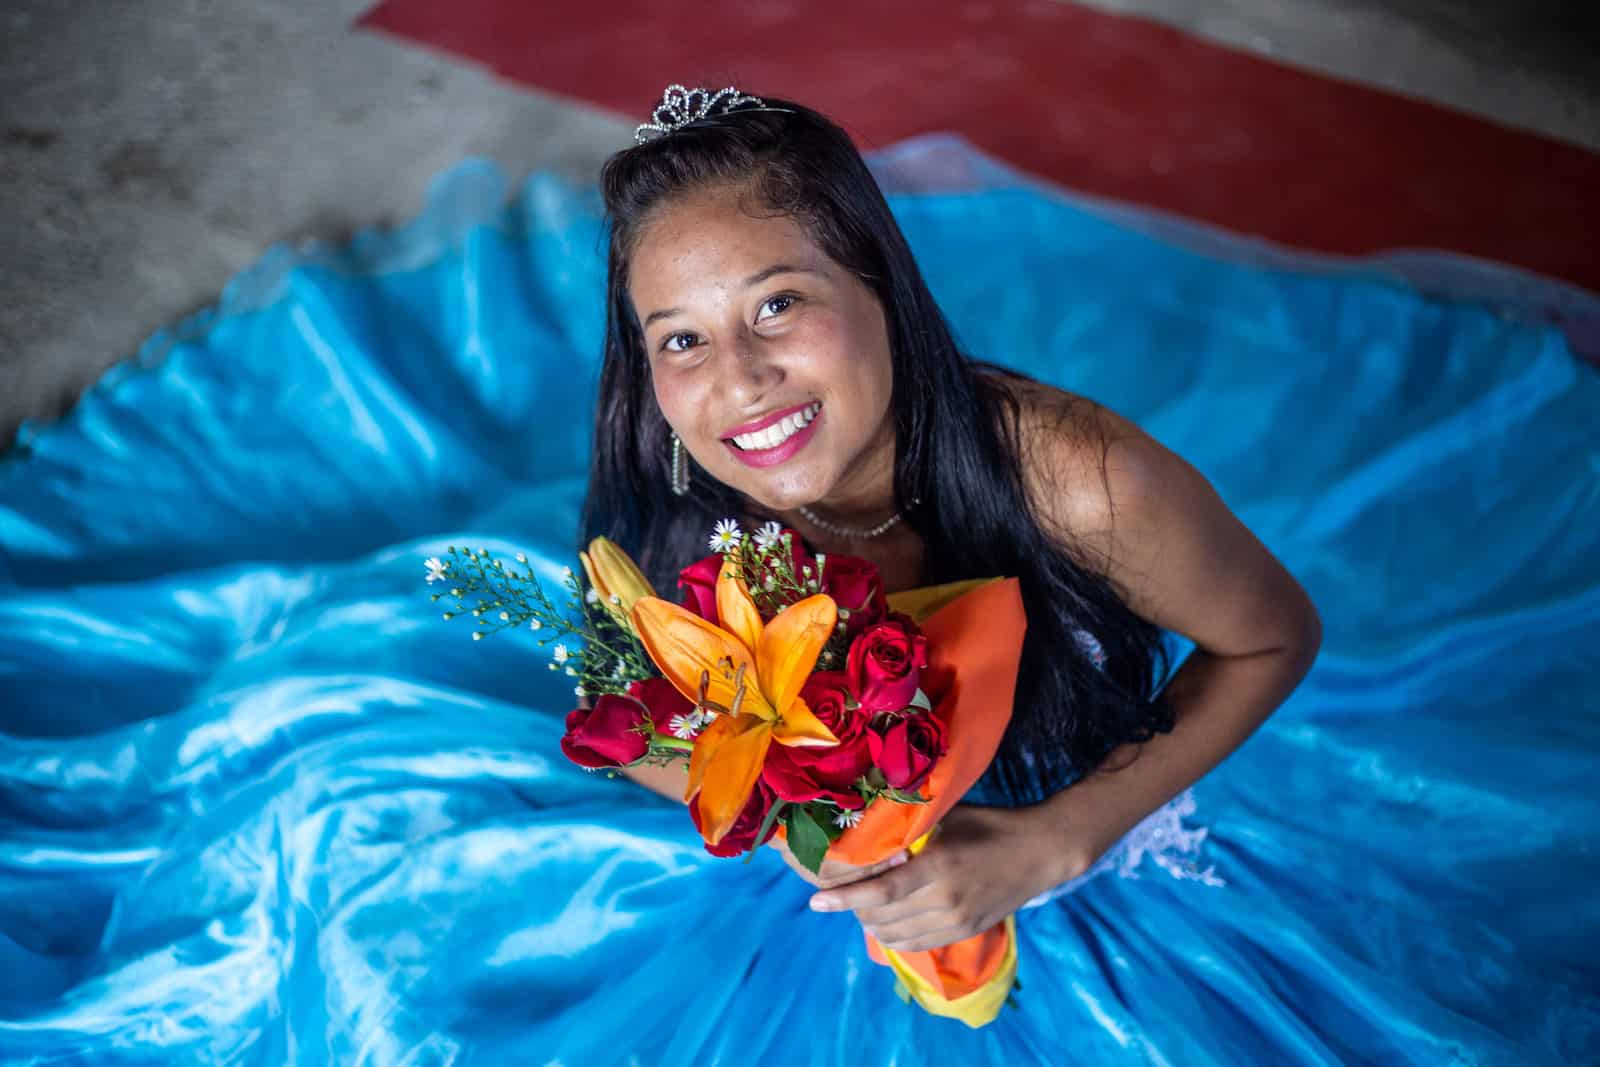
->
xmin=640 ymin=264 xmax=821 ymax=329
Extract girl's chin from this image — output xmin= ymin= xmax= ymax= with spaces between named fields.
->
xmin=733 ymin=473 xmax=829 ymax=514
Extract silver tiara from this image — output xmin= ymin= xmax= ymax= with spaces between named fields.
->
xmin=633 ymin=83 xmax=791 ymax=144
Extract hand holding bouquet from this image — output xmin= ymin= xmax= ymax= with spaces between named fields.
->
xmin=425 ymin=520 xmax=1028 ymax=1026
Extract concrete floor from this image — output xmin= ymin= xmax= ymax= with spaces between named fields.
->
xmin=2 ymin=0 xmax=1596 ymax=451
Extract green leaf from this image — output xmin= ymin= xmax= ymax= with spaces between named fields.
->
xmin=805 ymin=802 xmax=846 ymax=842
xmin=742 ymin=800 xmax=790 ymax=865
xmin=785 ymin=805 xmax=832 ymax=875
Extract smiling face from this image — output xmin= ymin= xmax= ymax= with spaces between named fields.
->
xmin=627 ymin=183 xmax=898 ymax=517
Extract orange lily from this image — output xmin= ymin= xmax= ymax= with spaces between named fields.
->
xmin=629 ymin=558 xmax=840 ymax=846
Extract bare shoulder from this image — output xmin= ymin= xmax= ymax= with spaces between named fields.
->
xmin=996 ymin=373 xmax=1321 ymax=657
xmin=996 ymin=376 xmax=1159 ymax=568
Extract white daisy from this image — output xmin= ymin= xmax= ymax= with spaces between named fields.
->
xmin=708 ymin=518 xmax=743 ymax=553
xmin=753 ymin=521 xmax=783 ymax=551
xmin=832 ymin=807 xmax=864 ymax=830
xmin=584 ymin=588 xmax=600 ymax=605
xmin=424 ymin=557 xmax=449 ymax=583
xmin=552 ymin=643 xmax=569 ymax=663
xmin=672 ymin=707 xmax=716 ymax=739
xmin=529 ymin=618 xmax=542 ymax=631
xmin=574 ymin=685 xmax=585 ymax=697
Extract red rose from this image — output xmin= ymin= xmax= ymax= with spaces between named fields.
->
xmin=560 ymin=694 xmax=651 ymax=769
xmin=818 ymin=554 xmax=886 ymax=636
xmin=760 ymin=672 xmax=873 ymax=810
xmin=677 ymin=554 xmax=724 ymax=623
xmin=867 ymin=712 xmax=948 ymax=792
xmin=627 ymin=676 xmax=693 ymax=735
xmin=847 ymin=615 xmax=929 ymax=713
xmin=690 ymin=777 xmax=781 ymax=857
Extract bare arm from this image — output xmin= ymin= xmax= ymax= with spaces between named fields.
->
xmin=1023 ymin=402 xmax=1322 ymax=878
xmin=616 ymin=758 xmax=691 ymax=804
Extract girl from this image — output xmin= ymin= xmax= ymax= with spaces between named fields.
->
xmin=580 ymin=89 xmax=1321 ymax=955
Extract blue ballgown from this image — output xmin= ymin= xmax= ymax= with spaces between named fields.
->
xmin=2 ymin=136 xmax=1597 ymax=1065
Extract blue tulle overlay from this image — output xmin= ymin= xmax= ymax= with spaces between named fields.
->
xmin=2 ymin=137 xmax=1597 ymax=1065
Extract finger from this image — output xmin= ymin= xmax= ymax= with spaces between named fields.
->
xmin=809 ymin=859 xmax=930 ymax=913
xmin=876 ymin=923 xmax=977 ymax=954
xmin=851 ymin=881 xmax=945 ymax=926
xmin=817 ymin=850 xmax=909 ymax=889
xmin=865 ymin=911 xmax=956 ymax=948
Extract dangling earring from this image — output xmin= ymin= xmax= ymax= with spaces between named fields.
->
xmin=669 ymin=431 xmax=690 ymax=496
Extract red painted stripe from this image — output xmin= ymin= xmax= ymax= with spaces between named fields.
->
xmin=361 ymin=0 xmax=1600 ymax=294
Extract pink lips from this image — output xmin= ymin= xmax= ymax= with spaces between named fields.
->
xmin=721 ymin=401 xmax=816 ymax=439
xmin=723 ymin=405 xmax=823 ymax=469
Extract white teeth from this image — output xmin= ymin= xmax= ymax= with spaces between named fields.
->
xmin=731 ymin=402 xmax=821 ymax=451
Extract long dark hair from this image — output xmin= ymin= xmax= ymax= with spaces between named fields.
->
xmin=580 ymin=94 xmax=1174 ymax=793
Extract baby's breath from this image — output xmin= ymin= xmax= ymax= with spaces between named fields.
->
xmin=752 ymin=521 xmax=783 ymax=551
xmin=423 ymin=545 xmax=654 ymax=697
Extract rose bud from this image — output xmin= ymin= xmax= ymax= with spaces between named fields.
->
xmin=868 ymin=712 xmax=949 ymax=792
xmin=676 ymin=554 xmax=723 ymax=623
xmin=817 ymin=553 xmax=886 ymax=636
xmin=560 ymin=694 xmax=652 ymax=769
xmin=847 ymin=615 xmax=929 ymax=713
xmin=627 ymin=676 xmax=694 ymax=735
xmin=690 ymin=777 xmax=781 ymax=857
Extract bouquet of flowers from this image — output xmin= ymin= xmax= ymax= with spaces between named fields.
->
xmin=425 ymin=519 xmax=1028 ymax=1026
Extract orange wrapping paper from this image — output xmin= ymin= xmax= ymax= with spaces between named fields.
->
xmin=775 ymin=576 xmax=1028 ymax=1022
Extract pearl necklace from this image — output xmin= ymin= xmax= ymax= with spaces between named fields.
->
xmin=796 ymin=504 xmax=904 ymax=540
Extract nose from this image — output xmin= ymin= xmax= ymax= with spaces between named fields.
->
xmin=720 ymin=329 xmax=782 ymax=407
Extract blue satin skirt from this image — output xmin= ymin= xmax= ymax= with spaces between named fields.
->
xmin=2 ymin=137 xmax=1597 ymax=1065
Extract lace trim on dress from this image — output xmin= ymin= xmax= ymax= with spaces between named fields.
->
xmin=1020 ymin=788 xmax=1226 ymax=909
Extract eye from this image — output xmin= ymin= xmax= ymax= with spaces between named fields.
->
xmin=660 ymin=331 xmax=700 ymax=354
xmin=756 ymin=294 xmax=797 ymax=323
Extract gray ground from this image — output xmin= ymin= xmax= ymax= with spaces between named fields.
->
xmin=2 ymin=0 xmax=1596 ymax=451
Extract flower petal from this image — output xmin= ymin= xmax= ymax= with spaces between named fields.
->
xmin=770 ymin=692 xmax=840 ymax=748
xmin=578 ymin=549 xmax=609 ymax=602
xmin=688 ymin=713 xmax=774 ymax=845
xmin=592 ymin=537 xmax=657 ymax=608
xmin=630 ymin=597 xmax=772 ymax=718
xmin=715 ymin=559 xmax=764 ymax=661
xmin=756 ymin=593 xmax=837 ymax=715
